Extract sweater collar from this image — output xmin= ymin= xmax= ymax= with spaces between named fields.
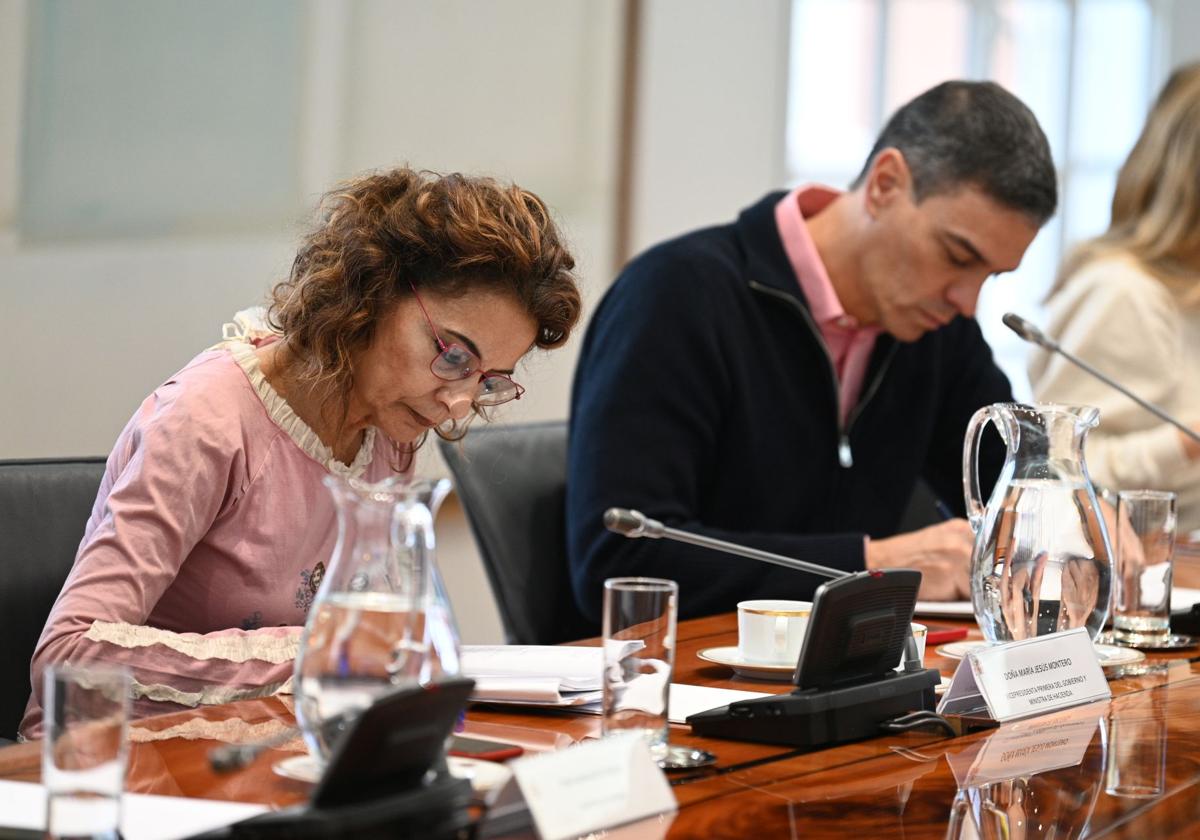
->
xmin=735 ymin=190 xmax=812 ymax=303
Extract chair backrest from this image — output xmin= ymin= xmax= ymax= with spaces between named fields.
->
xmin=0 ymin=457 xmax=106 ymax=739
xmin=438 ymin=421 xmax=596 ymax=645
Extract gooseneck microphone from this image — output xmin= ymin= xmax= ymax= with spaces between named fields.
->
xmin=603 ymin=507 xmax=847 ymax=580
xmin=604 ymin=507 xmax=926 ymax=672
xmin=605 ymin=508 xmax=941 ymax=745
xmin=1003 ymin=312 xmax=1200 ymax=448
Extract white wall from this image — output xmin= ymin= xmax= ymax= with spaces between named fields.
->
xmin=0 ymin=0 xmax=621 ymax=463
xmin=0 ymin=0 xmax=625 ymax=646
xmin=628 ymin=0 xmax=792 ymax=257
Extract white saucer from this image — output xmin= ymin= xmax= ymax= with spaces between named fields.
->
xmin=271 ymin=752 xmax=512 ymax=793
xmin=936 ymin=640 xmax=1146 ymax=668
xmin=272 ymin=753 xmax=321 ymax=783
xmin=697 ymin=646 xmax=796 ymax=681
xmin=446 ymin=755 xmax=513 ymax=793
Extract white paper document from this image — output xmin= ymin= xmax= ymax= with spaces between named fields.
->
xmin=664 ymin=684 xmax=771 ymax=723
xmin=575 ymin=683 xmax=770 ymax=723
xmin=0 ymin=779 xmax=268 ymax=839
xmin=471 ymin=676 xmax=603 ymax=707
xmin=461 ymin=645 xmax=606 ymax=690
xmin=461 ymin=644 xmax=604 ymax=706
xmin=460 ymin=646 xmax=768 ymax=717
xmin=462 ymin=643 xmax=640 ymax=707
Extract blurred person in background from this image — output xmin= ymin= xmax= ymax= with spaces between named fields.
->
xmin=1030 ymin=63 xmax=1200 ymax=535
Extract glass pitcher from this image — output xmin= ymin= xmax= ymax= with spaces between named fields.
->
xmin=401 ymin=478 xmax=462 ymax=683
xmin=294 ymin=475 xmax=461 ymax=762
xmin=963 ymin=403 xmax=1112 ymax=642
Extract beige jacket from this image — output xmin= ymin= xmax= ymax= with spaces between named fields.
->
xmin=1029 ymin=253 xmax=1200 ymax=534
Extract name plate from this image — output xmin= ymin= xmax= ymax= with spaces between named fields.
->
xmin=938 ymin=627 xmax=1110 ymax=722
xmin=501 ymin=734 xmax=676 ymax=840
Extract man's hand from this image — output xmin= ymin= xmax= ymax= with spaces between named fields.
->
xmin=865 ymin=519 xmax=975 ymax=601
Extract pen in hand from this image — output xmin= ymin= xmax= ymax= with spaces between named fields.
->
xmin=934 ymin=498 xmax=956 ymax=521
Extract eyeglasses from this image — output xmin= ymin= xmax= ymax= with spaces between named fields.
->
xmin=408 ymin=283 xmax=525 ymax=406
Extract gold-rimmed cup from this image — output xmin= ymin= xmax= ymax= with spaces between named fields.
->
xmin=736 ymin=599 xmax=812 ymax=665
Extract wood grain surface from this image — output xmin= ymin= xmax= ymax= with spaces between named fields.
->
xmin=5 ymin=609 xmax=1200 ymax=838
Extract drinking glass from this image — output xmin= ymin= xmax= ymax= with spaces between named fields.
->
xmin=42 ymin=664 xmax=131 ymax=840
xmin=601 ymin=577 xmax=677 ymax=762
xmin=1113 ymin=490 xmax=1176 ymax=644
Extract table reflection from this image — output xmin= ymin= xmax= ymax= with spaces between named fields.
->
xmin=945 ymin=702 xmax=1108 ymax=840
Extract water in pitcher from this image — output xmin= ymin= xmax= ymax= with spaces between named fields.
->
xmin=972 ymin=478 xmax=1111 ymax=642
xmin=294 ymin=591 xmax=423 ymax=761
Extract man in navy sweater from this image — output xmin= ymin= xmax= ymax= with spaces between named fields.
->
xmin=567 ymin=81 xmax=1058 ymax=622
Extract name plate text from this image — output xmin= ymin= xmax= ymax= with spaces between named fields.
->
xmin=938 ymin=627 xmax=1110 ymax=722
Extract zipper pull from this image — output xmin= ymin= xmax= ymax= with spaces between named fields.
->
xmin=838 ymin=435 xmax=853 ymax=469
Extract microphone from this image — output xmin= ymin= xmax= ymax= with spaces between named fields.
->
xmin=603 ymin=507 xmax=923 ymax=672
xmin=603 ymin=508 xmax=940 ymax=746
xmin=1001 ymin=312 xmax=1058 ymax=350
xmin=1004 ymin=312 xmax=1200 ymax=448
xmin=604 ymin=507 xmax=847 ymax=580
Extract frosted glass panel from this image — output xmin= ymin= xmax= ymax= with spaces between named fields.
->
xmin=1071 ymin=0 xmax=1151 ymax=164
xmin=20 ymin=0 xmax=303 ymax=241
xmin=992 ymin=0 xmax=1071 ymax=162
xmin=884 ymin=0 xmax=969 ymax=113
xmin=1063 ymin=170 xmax=1118 ymax=250
xmin=784 ymin=0 xmax=1160 ymax=401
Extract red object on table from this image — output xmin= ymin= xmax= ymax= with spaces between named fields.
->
xmin=925 ymin=626 xmax=968 ymax=645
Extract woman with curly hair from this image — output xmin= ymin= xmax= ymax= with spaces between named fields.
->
xmin=21 ymin=168 xmax=582 ymax=738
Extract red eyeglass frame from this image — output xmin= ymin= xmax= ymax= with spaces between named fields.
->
xmin=407 ymin=282 xmax=525 ymax=405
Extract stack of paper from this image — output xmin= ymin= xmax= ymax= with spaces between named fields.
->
xmin=461 ymin=645 xmax=608 ymax=707
xmin=460 ymin=645 xmax=772 ymax=722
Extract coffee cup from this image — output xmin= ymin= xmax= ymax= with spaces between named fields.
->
xmin=737 ymin=599 xmax=812 ymax=665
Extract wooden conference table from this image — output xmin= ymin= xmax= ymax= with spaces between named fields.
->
xmin=5 ymin=612 xmax=1200 ymax=838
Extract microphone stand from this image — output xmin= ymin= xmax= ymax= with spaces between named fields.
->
xmin=603 ymin=508 xmax=925 ymax=671
xmin=604 ymin=508 xmax=942 ymax=747
xmin=1002 ymin=312 xmax=1200 ymax=447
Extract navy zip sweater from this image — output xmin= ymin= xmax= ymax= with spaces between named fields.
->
xmin=567 ymin=191 xmax=1011 ymax=622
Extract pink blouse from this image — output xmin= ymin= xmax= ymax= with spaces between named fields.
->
xmin=21 ymin=338 xmax=402 ymax=738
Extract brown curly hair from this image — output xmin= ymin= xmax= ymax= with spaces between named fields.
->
xmin=268 ymin=167 xmax=582 ymax=453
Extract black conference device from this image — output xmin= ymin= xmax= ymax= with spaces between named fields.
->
xmin=196 ymin=678 xmax=477 ymax=839
xmin=604 ymin=507 xmax=928 ymax=677
xmin=603 ymin=509 xmax=941 ymax=749
xmin=687 ymin=569 xmax=940 ymax=748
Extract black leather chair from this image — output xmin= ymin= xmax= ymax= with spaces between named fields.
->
xmin=438 ymin=421 xmax=597 ymax=645
xmin=0 ymin=457 xmax=106 ymax=739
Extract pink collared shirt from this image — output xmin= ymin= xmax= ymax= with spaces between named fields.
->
xmin=774 ymin=186 xmax=882 ymax=427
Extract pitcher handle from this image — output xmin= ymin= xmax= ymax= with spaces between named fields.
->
xmin=962 ymin=406 xmax=994 ymax=533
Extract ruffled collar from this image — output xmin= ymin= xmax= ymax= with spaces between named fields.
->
xmin=226 ymin=341 xmax=376 ymax=479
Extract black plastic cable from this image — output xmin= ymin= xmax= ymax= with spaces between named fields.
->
xmin=878 ymin=710 xmax=957 ymax=737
